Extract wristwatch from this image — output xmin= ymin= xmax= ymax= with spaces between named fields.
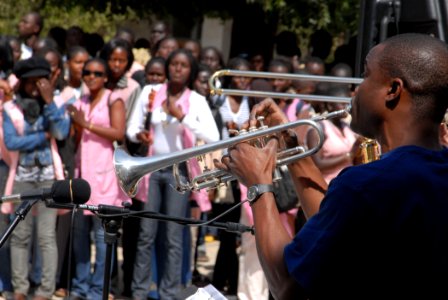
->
xmin=247 ymin=184 xmax=275 ymax=205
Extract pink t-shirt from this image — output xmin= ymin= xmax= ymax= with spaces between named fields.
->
xmin=75 ymin=89 xmax=129 ymax=211
xmin=109 ymin=77 xmax=140 ymax=105
xmin=320 ymin=120 xmax=357 ymax=183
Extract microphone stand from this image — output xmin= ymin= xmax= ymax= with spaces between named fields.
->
xmin=79 ymin=203 xmax=254 ymax=300
xmin=101 ymin=216 xmax=122 ymax=300
xmin=0 ymin=199 xmax=39 ymax=248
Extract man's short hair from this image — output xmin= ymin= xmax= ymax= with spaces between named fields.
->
xmin=379 ymin=33 xmax=448 ymax=122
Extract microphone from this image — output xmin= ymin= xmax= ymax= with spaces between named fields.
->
xmin=0 ymin=179 xmax=91 ymax=205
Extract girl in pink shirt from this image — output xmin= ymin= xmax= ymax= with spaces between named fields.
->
xmin=67 ymin=58 xmax=126 ymax=299
xmin=306 ymin=86 xmax=357 ymax=183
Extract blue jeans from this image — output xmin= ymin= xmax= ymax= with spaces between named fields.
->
xmin=71 ymin=213 xmax=107 ymax=300
xmin=0 ymin=213 xmax=12 ymax=293
xmin=0 ymin=160 xmax=12 ymax=293
xmin=10 ymin=180 xmax=57 ymax=299
xmin=132 ymin=166 xmax=190 ymax=300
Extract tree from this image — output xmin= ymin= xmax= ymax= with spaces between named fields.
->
xmin=0 ymin=0 xmax=359 ymax=55
xmin=0 ymin=0 xmax=140 ymax=41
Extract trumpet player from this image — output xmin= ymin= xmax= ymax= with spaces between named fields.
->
xmin=217 ymin=33 xmax=448 ymax=299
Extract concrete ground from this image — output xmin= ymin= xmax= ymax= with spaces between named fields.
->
xmin=195 ymin=240 xmax=220 ymax=281
xmin=0 ymin=239 xmax=222 ymax=300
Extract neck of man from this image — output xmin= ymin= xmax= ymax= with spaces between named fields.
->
xmin=24 ymin=35 xmax=38 ymax=49
xmin=378 ymin=118 xmax=442 ymax=153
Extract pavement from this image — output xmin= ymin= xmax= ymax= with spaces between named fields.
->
xmin=0 ymin=239 xmax=222 ymax=300
xmin=195 ymin=240 xmax=220 ymax=281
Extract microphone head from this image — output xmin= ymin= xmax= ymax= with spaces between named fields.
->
xmin=51 ymin=179 xmax=91 ymax=204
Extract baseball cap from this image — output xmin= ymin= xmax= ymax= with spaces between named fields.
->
xmin=13 ymin=56 xmax=51 ymax=79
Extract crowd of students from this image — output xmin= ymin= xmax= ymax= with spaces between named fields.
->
xmin=1 ymin=10 xmax=448 ymax=300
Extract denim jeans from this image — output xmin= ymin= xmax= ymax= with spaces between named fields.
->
xmin=10 ymin=180 xmax=57 ymax=299
xmin=0 ymin=212 xmax=12 ymax=293
xmin=0 ymin=160 xmax=11 ymax=293
xmin=132 ymin=166 xmax=190 ymax=300
xmin=71 ymin=213 xmax=107 ymax=300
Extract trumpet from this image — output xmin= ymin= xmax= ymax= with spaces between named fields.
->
xmin=114 ymin=108 xmax=350 ymax=197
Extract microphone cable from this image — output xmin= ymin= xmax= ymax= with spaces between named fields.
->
xmin=93 ymin=199 xmax=254 ymax=234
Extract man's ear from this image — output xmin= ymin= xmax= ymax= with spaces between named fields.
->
xmin=386 ymin=79 xmax=403 ymax=101
xmin=385 ymin=79 xmax=403 ymax=110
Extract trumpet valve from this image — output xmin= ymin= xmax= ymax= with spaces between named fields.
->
xmin=273 ymin=167 xmax=283 ymax=182
xmin=196 ymin=154 xmax=204 ymax=163
xmin=257 ymin=116 xmax=268 ymax=130
xmin=228 ymin=129 xmax=240 ymax=136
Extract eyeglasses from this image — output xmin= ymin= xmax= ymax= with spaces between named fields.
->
xmin=82 ymin=70 xmax=105 ymax=78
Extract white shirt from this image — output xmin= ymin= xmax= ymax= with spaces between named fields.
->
xmin=20 ymin=43 xmax=33 ymax=60
xmin=126 ymin=84 xmax=220 ymax=155
xmin=219 ymin=96 xmax=250 ymax=140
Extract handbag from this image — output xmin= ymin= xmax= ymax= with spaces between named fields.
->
xmin=273 ymin=166 xmax=299 ymax=212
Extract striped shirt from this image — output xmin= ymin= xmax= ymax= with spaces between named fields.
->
xmin=219 ymin=96 xmax=250 ymax=140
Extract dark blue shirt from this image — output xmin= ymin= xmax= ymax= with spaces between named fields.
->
xmin=284 ymin=145 xmax=448 ymax=299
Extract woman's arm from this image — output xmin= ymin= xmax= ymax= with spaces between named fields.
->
xmin=126 ymin=85 xmax=151 ymax=143
xmin=3 ymin=111 xmax=48 ymax=151
xmin=182 ymin=94 xmax=220 ymax=143
xmin=92 ymin=99 xmax=126 ymax=142
xmin=67 ymin=99 xmax=126 ymax=142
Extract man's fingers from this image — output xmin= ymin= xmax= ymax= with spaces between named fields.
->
xmin=266 ymin=137 xmax=279 ymax=154
xmin=240 ymin=121 xmax=250 ymax=131
xmin=250 ymin=98 xmax=275 ymax=116
xmin=214 ymin=158 xmax=229 ymax=172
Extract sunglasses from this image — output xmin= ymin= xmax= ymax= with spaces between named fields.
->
xmin=82 ymin=70 xmax=105 ymax=78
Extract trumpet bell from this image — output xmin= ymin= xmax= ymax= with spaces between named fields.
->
xmin=114 ymin=146 xmax=144 ymax=197
xmin=114 ymin=146 xmax=176 ymax=197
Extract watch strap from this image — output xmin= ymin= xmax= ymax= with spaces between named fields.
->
xmin=248 ymin=184 xmax=275 ymax=205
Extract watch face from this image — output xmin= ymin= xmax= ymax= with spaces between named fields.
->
xmin=248 ymin=186 xmax=258 ymax=201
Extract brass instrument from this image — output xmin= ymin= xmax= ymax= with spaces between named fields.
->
xmin=209 ymin=69 xmax=363 ymax=103
xmin=207 ymin=69 xmax=382 ymax=164
xmin=354 ymin=138 xmax=381 ymax=165
xmin=114 ymin=70 xmax=377 ymax=197
xmin=114 ymin=108 xmax=350 ymax=197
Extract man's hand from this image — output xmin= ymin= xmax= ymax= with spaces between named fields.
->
xmin=249 ymin=98 xmax=289 ymax=128
xmin=216 ymin=138 xmax=278 ymax=187
xmin=36 ymin=78 xmax=54 ymax=104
